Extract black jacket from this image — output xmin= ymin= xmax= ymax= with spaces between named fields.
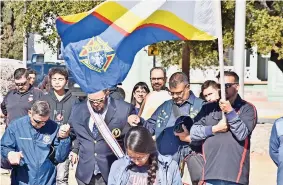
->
xmin=69 ymin=98 xmax=135 ymax=184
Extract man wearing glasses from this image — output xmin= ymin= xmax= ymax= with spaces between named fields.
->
xmin=129 ymin=72 xmax=204 ymax=164
xmin=1 ymin=101 xmax=71 ymax=185
xmin=149 ymin=67 xmax=168 ymax=92
xmin=190 ymin=71 xmax=258 ymax=185
xmin=138 ymin=67 xmax=171 ymax=119
xmin=68 ymin=89 xmax=135 ymax=185
xmin=1 ymin=68 xmax=43 ymax=125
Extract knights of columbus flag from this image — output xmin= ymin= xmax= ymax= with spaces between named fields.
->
xmin=56 ymin=0 xmax=219 ymax=93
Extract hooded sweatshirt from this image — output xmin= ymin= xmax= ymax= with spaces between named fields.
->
xmin=42 ymin=89 xmax=79 ymax=124
xmin=108 ymin=154 xmax=182 ymax=185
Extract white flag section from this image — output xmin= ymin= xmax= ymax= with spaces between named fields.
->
xmin=87 ymin=101 xmax=125 ymax=158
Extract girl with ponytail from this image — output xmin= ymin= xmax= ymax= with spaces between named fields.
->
xmin=108 ymin=126 xmax=182 ymax=185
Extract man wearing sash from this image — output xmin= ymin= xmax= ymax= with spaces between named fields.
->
xmin=69 ymin=89 xmax=135 ymax=185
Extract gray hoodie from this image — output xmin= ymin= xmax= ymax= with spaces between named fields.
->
xmin=108 ymin=154 xmax=182 ymax=185
xmin=42 ymin=89 xmax=79 ymax=124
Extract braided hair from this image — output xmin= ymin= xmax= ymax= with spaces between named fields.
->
xmin=125 ymin=126 xmax=159 ymax=185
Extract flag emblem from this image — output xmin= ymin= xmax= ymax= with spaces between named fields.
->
xmin=79 ymin=37 xmax=115 ymax=72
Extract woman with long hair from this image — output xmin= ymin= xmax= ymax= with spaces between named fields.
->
xmin=130 ymin=82 xmax=150 ymax=114
xmin=108 ymin=127 xmax=182 ymax=185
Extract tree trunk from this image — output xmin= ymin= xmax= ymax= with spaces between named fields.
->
xmin=182 ymin=41 xmax=190 ymax=82
xmin=270 ymin=50 xmax=283 ymax=73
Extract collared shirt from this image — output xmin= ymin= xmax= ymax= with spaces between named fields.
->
xmin=88 ymin=97 xmax=110 ymax=175
xmin=1 ymin=86 xmax=43 ymax=124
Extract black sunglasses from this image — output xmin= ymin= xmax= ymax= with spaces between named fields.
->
xmin=225 ymin=83 xmax=238 ymax=89
xmin=15 ymin=81 xmax=28 ymax=86
xmin=33 ymin=117 xmax=47 ymax=125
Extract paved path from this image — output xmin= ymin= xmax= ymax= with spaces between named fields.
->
xmin=0 ymin=124 xmax=277 ymax=185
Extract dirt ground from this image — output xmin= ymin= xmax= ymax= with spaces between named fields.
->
xmin=0 ymin=124 xmax=277 ymax=185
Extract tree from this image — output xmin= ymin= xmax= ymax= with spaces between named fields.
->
xmin=0 ymin=2 xmax=24 ymax=60
xmin=2 ymin=1 xmax=102 ymax=55
xmin=2 ymin=1 xmax=283 ymax=73
xmin=157 ymin=1 xmax=283 ymax=72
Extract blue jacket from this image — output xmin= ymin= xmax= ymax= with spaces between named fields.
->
xmin=108 ymin=154 xmax=182 ymax=185
xmin=269 ymin=117 xmax=283 ymax=185
xmin=141 ymin=91 xmax=203 ymax=163
xmin=1 ymin=116 xmax=71 ymax=185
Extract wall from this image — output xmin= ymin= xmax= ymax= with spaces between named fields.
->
xmin=28 ymin=33 xmax=61 ymax=62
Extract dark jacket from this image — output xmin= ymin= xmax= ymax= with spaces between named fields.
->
xmin=1 ymin=116 xmax=71 ymax=185
xmin=41 ymin=89 xmax=79 ymax=124
xmin=141 ymin=91 xmax=204 ymax=163
xmin=68 ymin=97 xmax=135 ymax=184
xmin=190 ymin=95 xmax=257 ymax=185
xmin=1 ymin=86 xmax=43 ymax=124
xmin=108 ymin=154 xmax=182 ymax=185
xmin=269 ymin=117 xmax=283 ymax=185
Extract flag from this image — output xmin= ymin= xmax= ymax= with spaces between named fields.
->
xmin=56 ymin=0 xmax=219 ymax=93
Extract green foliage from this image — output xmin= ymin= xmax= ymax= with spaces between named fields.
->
xmin=1 ymin=2 xmax=23 ymax=60
xmin=2 ymin=1 xmax=103 ymax=55
xmin=158 ymin=1 xmax=283 ymax=67
xmin=1 ymin=0 xmax=283 ymax=67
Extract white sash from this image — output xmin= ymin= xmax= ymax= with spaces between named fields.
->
xmin=87 ymin=101 xmax=125 ymax=158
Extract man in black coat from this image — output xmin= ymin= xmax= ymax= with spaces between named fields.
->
xmin=69 ymin=89 xmax=135 ymax=185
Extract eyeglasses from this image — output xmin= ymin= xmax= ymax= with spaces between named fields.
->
xmin=225 ymin=83 xmax=238 ymax=89
xmin=134 ymin=90 xmax=147 ymax=95
xmin=168 ymin=85 xmax=188 ymax=97
xmin=128 ymin=154 xmax=149 ymax=162
xmin=15 ymin=81 xmax=28 ymax=86
xmin=33 ymin=117 xmax=47 ymax=125
xmin=150 ymin=77 xmax=164 ymax=81
xmin=88 ymin=96 xmax=106 ymax=104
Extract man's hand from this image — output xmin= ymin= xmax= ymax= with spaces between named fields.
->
xmin=7 ymin=151 xmax=23 ymax=165
xmin=219 ymin=99 xmax=233 ymax=113
xmin=127 ymin=115 xmax=140 ymax=126
xmin=69 ymin=152 xmax=78 ymax=166
xmin=212 ymin=118 xmax=229 ymax=134
xmin=58 ymin=124 xmax=70 ymax=139
xmin=174 ymin=124 xmax=191 ymax=143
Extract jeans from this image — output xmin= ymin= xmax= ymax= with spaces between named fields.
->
xmin=77 ymin=174 xmax=106 ymax=185
xmin=205 ymin=180 xmax=242 ymax=185
xmin=56 ymin=158 xmax=70 ymax=185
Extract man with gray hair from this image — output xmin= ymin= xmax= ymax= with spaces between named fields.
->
xmin=130 ymin=72 xmax=204 ymax=164
xmin=1 ymin=100 xmax=71 ymax=185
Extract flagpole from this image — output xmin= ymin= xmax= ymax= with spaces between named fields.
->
xmin=215 ymin=0 xmax=226 ymax=100
xmin=233 ymin=0 xmax=246 ymax=98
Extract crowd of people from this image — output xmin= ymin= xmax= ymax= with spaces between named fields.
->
xmin=0 ymin=66 xmax=281 ymax=185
